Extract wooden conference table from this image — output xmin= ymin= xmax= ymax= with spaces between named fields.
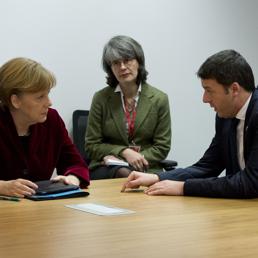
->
xmin=1 ymin=178 xmax=258 ymax=258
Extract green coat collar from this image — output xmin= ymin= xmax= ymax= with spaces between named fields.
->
xmin=107 ymin=83 xmax=155 ymax=144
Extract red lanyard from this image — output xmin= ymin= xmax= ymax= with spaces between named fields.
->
xmin=124 ymin=100 xmax=137 ymax=139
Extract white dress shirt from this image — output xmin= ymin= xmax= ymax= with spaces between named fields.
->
xmin=114 ymin=84 xmax=141 ymax=135
xmin=235 ymin=94 xmax=252 ymax=170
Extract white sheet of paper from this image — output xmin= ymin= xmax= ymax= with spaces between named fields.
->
xmin=105 ymin=158 xmax=129 ymax=167
xmin=66 ymin=203 xmax=135 ymax=216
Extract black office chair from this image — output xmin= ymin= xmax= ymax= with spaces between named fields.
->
xmin=72 ymin=110 xmax=91 ymax=164
xmin=72 ymin=109 xmax=177 ymax=171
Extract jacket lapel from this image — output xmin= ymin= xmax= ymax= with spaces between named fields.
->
xmin=245 ymin=89 xmax=258 ymax=128
xmin=243 ymin=89 xmax=258 ymax=159
xmin=107 ymin=84 xmax=154 ymax=142
xmin=229 ymin=118 xmax=240 ymax=172
xmin=108 ymin=92 xmax=129 ymax=144
xmin=134 ymin=84 xmax=153 ymax=133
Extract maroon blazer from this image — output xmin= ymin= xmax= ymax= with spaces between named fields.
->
xmin=0 ymin=107 xmax=90 ymax=186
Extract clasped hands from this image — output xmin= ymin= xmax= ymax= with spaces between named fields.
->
xmin=121 ymin=171 xmax=184 ymax=196
xmin=0 ymin=174 xmax=80 ymax=198
xmin=103 ymin=148 xmax=148 ymax=172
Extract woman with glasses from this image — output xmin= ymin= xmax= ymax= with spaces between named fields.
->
xmin=86 ymin=35 xmax=171 ymax=179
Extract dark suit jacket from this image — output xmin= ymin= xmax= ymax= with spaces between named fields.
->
xmin=0 ymin=107 xmax=90 ymax=186
xmin=85 ymin=83 xmax=171 ymax=172
xmin=158 ymin=89 xmax=258 ymax=198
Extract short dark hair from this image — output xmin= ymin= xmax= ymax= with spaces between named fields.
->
xmin=197 ymin=49 xmax=255 ymax=92
xmin=102 ymin=35 xmax=148 ymax=87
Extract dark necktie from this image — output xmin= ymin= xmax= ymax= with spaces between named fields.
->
xmin=232 ymin=117 xmax=240 ymax=130
xmin=231 ymin=117 xmax=240 ymax=171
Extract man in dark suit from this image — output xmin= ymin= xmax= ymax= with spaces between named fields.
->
xmin=122 ymin=49 xmax=258 ymax=198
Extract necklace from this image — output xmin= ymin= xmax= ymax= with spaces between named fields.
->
xmin=125 ymin=98 xmax=135 ymax=113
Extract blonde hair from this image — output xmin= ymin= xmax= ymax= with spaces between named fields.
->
xmin=0 ymin=57 xmax=56 ymax=108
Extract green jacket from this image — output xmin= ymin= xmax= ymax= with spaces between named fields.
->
xmin=85 ymin=83 xmax=171 ymax=172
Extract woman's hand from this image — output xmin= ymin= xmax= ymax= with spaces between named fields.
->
xmin=121 ymin=148 xmax=149 ymax=171
xmin=0 ymin=179 xmax=38 ymax=197
xmin=52 ymin=174 xmax=80 ymax=186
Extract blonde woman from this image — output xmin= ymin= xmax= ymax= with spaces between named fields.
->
xmin=0 ymin=57 xmax=90 ymax=197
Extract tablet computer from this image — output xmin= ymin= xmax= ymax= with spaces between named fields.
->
xmin=35 ymin=180 xmax=79 ymax=195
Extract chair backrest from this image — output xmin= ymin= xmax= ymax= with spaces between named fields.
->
xmin=72 ymin=110 xmax=90 ymax=162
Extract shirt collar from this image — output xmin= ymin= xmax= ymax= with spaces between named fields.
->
xmin=114 ymin=84 xmax=142 ymax=95
xmin=236 ymin=94 xmax=252 ymax=121
xmin=115 ymin=84 xmax=141 ymax=112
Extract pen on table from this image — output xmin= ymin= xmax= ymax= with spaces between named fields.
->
xmin=0 ymin=196 xmax=20 ymax=202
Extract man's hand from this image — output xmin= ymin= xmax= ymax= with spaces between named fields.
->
xmin=121 ymin=148 xmax=149 ymax=171
xmin=52 ymin=174 xmax=80 ymax=186
xmin=144 ymin=180 xmax=184 ymax=196
xmin=0 ymin=179 xmax=38 ymax=197
xmin=121 ymin=171 xmax=159 ymax=192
